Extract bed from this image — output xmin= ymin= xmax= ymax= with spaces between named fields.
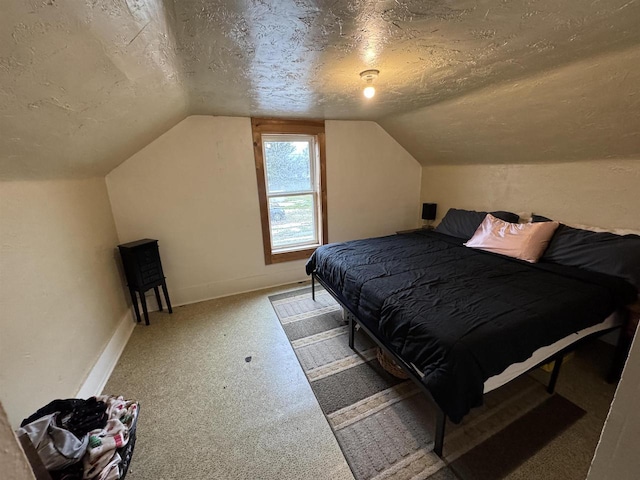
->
xmin=305 ymin=218 xmax=638 ymax=456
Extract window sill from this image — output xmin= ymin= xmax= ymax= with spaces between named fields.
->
xmin=267 ymin=247 xmax=318 ymax=264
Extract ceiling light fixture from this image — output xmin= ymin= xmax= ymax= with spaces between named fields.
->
xmin=360 ymin=69 xmax=379 ymax=99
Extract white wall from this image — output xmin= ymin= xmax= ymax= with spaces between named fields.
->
xmin=326 ymin=121 xmax=422 ymax=242
xmin=0 ymin=178 xmax=130 ymax=426
xmin=0 ymin=403 xmax=35 ymax=480
xmin=421 ymin=160 xmax=640 ymax=230
xmin=381 ymin=45 xmax=640 ymax=168
xmin=0 ymin=402 xmax=34 ymax=480
xmin=106 ymin=116 xmax=421 ymax=307
xmin=1 ymin=0 xmax=188 ymax=180
xmin=588 ymin=327 xmax=640 ymax=479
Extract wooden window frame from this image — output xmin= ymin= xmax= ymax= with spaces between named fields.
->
xmin=252 ymin=118 xmax=328 ymax=265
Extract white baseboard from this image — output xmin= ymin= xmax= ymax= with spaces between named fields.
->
xmin=75 ymin=276 xmax=308 ymax=398
xmin=170 ymin=267 xmax=309 ymax=309
xmin=171 ymin=277 xmax=310 ymax=308
xmin=77 ymin=311 xmax=136 ymax=398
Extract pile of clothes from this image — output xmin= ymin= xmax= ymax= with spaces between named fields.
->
xmin=17 ymin=395 xmax=139 ymax=480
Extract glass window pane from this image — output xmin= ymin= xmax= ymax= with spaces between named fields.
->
xmin=264 ymin=140 xmax=312 ymax=194
xmin=269 ymin=195 xmax=316 ymax=248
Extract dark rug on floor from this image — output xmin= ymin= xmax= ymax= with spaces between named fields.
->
xmin=269 ymin=286 xmax=586 ymax=480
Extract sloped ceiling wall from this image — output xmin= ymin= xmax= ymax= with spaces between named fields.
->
xmin=381 ymin=45 xmax=640 ymax=165
xmin=0 ymin=0 xmax=188 ymax=179
xmin=2 ymin=0 xmax=639 ymax=179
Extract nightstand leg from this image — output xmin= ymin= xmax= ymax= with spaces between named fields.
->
xmin=140 ymin=291 xmax=150 ymax=326
xmin=129 ymin=288 xmax=141 ymax=323
xmin=154 ymin=286 xmax=163 ymax=311
xmin=162 ymin=281 xmax=173 ymax=314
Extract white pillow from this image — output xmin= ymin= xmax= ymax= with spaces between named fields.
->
xmin=465 ymin=214 xmax=559 ymax=263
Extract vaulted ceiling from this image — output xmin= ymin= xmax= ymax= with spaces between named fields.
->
xmin=2 ymin=0 xmax=639 ymax=179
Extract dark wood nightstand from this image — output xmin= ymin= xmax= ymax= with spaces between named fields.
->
xmin=118 ymin=239 xmax=173 ymax=325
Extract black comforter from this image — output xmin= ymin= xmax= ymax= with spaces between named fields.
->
xmin=305 ymin=231 xmax=636 ymax=423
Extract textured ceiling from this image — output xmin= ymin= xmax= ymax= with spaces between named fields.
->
xmin=0 ymin=0 xmax=188 ymax=180
xmin=178 ymin=0 xmax=640 ymax=119
xmin=1 ymin=0 xmax=640 ymax=179
xmin=381 ymin=44 xmax=640 ymax=165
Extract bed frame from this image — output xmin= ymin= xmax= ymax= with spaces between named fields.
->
xmin=311 ymin=271 xmax=627 ymax=457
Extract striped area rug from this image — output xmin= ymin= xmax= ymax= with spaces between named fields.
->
xmin=269 ymin=286 xmax=585 ymax=480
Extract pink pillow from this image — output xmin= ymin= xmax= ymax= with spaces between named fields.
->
xmin=465 ymin=214 xmax=559 ymax=263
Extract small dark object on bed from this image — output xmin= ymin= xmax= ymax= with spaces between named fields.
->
xmin=245 ymin=356 xmax=252 ymax=362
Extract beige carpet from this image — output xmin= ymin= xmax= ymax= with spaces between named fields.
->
xmin=104 ymin=283 xmax=617 ymax=479
xmin=103 ymin=285 xmax=354 ymax=480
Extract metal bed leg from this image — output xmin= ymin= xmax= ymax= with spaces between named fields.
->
xmin=311 ymin=272 xmax=315 ymax=301
xmin=608 ymin=314 xmax=631 ymax=383
xmin=348 ymin=313 xmax=355 ymax=350
xmin=547 ymin=354 xmax=564 ymax=394
xmin=434 ymin=408 xmax=446 ymax=457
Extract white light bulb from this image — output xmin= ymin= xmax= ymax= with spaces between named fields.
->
xmin=363 ymin=86 xmax=375 ymax=99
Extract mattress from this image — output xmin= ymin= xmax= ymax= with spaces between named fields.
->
xmin=483 ymin=311 xmax=622 ymax=393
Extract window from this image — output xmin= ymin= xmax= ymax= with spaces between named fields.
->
xmin=252 ymin=118 xmax=328 ymax=264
